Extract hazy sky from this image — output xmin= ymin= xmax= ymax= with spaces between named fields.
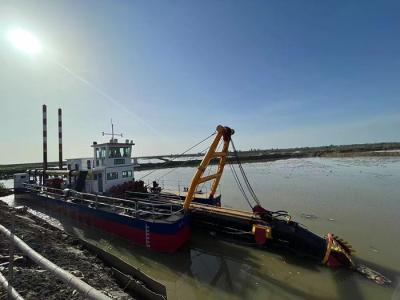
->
xmin=1 ymin=1 xmax=399 ymax=164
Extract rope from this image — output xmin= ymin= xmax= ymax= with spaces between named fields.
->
xmin=138 ymin=132 xmax=216 ymax=180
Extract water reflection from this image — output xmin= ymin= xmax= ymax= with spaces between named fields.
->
xmin=3 ymin=193 xmax=397 ymax=300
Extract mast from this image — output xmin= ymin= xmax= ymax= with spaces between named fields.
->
xmin=102 ymin=119 xmax=122 ymax=142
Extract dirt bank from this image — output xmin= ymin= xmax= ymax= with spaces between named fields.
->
xmin=0 ymin=201 xmax=133 ymax=299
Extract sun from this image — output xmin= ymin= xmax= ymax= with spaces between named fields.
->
xmin=6 ymin=28 xmax=42 ymax=55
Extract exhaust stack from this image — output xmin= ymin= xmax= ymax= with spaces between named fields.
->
xmin=58 ymin=108 xmax=63 ymax=169
xmin=42 ymin=104 xmax=47 ymax=172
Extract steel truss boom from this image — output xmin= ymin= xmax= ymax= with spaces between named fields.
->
xmin=183 ymin=125 xmax=234 ymax=210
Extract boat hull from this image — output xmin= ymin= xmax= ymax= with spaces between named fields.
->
xmin=17 ymin=192 xmax=191 ymax=253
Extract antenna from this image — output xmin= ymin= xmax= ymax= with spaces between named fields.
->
xmin=102 ymin=118 xmax=123 ymax=141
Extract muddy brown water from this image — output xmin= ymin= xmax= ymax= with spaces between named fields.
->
xmin=1 ymin=157 xmax=400 ymax=299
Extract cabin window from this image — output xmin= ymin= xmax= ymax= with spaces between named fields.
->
xmin=123 ymin=147 xmax=131 ymax=158
xmin=107 ymin=172 xmax=118 ymax=180
xmin=95 ymin=148 xmax=100 ymax=159
xmin=114 ymin=158 xmax=125 ymax=165
xmin=108 ymin=147 xmax=131 ymax=158
xmin=87 ymin=160 xmax=91 ymax=169
xmin=108 ymin=147 xmax=122 ymax=158
xmin=74 ymin=164 xmax=79 ymax=170
xmin=108 ymin=148 xmax=118 ymax=158
xmin=122 ymin=170 xmax=133 ymax=178
xmin=101 ymin=148 xmax=106 ymax=159
xmin=67 ymin=164 xmax=71 ymax=170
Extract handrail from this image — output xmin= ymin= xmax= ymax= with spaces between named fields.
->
xmin=126 ymin=191 xmax=185 ymax=202
xmin=22 ymin=184 xmax=184 ymax=220
xmin=24 ymin=184 xmax=178 ymax=207
xmin=77 ymin=190 xmax=182 ymax=209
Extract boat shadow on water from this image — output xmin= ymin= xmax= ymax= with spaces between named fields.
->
xmin=73 ymin=224 xmax=331 ymax=300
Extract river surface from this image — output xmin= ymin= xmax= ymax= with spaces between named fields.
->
xmin=1 ymin=157 xmax=400 ymax=299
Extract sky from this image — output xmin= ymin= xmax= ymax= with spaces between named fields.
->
xmin=0 ymin=1 xmax=399 ymax=164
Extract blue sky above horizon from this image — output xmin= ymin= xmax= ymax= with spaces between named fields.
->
xmin=1 ymin=1 xmax=399 ymax=164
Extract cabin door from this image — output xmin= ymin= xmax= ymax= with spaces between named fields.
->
xmin=98 ymin=173 xmax=103 ymax=193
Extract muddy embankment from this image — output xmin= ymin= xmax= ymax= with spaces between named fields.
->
xmin=1 ymin=143 xmax=399 ymax=177
xmin=135 ymin=150 xmax=400 ymax=171
xmin=0 ymin=201 xmax=133 ymax=300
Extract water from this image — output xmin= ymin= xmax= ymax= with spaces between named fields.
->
xmin=2 ymin=157 xmax=400 ymax=299
xmin=1 ymin=179 xmax=13 ymax=189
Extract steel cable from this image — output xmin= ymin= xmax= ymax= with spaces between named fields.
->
xmin=230 ymin=139 xmax=261 ymax=206
xmin=155 ymin=145 xmax=211 ymax=181
xmin=228 ymin=161 xmax=253 ymax=209
xmin=138 ymin=132 xmax=216 ymax=180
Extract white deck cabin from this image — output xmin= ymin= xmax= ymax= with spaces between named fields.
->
xmin=83 ymin=138 xmax=135 ymax=194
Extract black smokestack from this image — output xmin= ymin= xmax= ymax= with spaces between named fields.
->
xmin=42 ymin=104 xmax=47 ymax=171
xmin=58 ymin=108 xmax=63 ymax=169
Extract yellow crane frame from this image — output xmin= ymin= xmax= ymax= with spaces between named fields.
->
xmin=183 ymin=125 xmax=234 ymax=210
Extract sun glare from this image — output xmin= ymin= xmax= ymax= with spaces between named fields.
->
xmin=6 ymin=28 xmax=42 ymax=55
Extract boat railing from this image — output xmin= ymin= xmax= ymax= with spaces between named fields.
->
xmin=23 ymin=183 xmax=185 ymax=221
xmin=125 ymin=190 xmax=183 ymax=201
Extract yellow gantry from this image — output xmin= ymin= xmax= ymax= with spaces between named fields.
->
xmin=183 ymin=125 xmax=234 ymax=211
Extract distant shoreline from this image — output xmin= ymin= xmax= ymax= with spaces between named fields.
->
xmin=134 ymin=148 xmax=400 ymax=172
xmin=1 ymin=142 xmax=399 ymax=178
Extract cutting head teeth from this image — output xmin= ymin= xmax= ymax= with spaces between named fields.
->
xmin=332 ymin=234 xmax=356 ymax=254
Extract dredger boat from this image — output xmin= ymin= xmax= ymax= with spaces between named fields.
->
xmin=13 ymin=105 xmax=391 ymax=285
